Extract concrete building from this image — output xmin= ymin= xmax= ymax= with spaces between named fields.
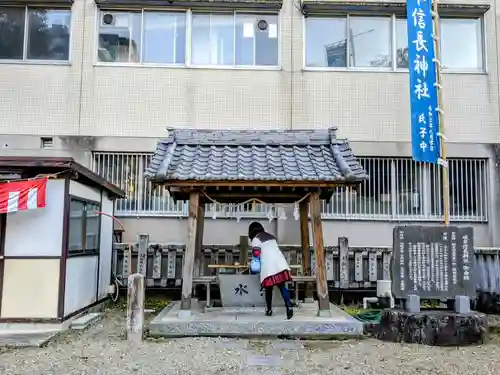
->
xmin=0 ymin=0 xmax=498 ymax=247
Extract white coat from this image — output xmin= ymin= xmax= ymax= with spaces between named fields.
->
xmin=251 ymin=232 xmax=290 ymax=284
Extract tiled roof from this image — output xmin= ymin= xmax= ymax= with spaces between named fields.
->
xmin=145 ymin=128 xmax=368 ymax=184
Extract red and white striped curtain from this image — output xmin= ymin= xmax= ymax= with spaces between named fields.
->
xmin=0 ymin=178 xmax=48 ymax=214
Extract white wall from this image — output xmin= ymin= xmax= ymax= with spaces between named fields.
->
xmin=1 ymin=259 xmax=60 ymax=318
xmin=64 ymin=256 xmax=98 ymax=316
xmin=4 ymin=179 xmax=65 ymax=256
xmin=98 ymin=193 xmax=114 ymax=299
xmin=69 ymin=180 xmax=101 ymax=202
xmin=66 ymin=179 xmax=116 ymax=308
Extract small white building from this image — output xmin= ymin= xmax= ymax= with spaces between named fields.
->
xmin=0 ymin=157 xmax=125 ymax=323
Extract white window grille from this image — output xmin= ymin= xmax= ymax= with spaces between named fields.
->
xmin=322 ymin=157 xmax=489 ymax=222
xmin=92 ymin=153 xmax=488 ymax=221
xmin=91 ymin=152 xmax=269 ymax=217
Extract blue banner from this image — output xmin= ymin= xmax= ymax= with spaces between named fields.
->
xmin=407 ymin=0 xmax=441 ymax=163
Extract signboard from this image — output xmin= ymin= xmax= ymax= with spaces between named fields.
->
xmin=407 ymin=0 xmax=441 ymax=163
xmin=391 ymin=225 xmax=474 ymax=299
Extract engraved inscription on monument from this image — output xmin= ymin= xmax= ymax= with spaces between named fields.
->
xmin=391 ymin=225 xmax=474 ymax=299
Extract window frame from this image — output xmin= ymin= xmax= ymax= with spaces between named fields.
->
xmin=303 ymin=13 xmax=486 ymax=74
xmin=94 ymin=8 xmax=281 ymax=70
xmin=0 ymin=5 xmax=72 ymax=64
xmin=68 ymin=196 xmax=102 ymax=257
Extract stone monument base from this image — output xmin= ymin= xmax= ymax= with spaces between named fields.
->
xmin=377 ymin=309 xmax=488 ymax=346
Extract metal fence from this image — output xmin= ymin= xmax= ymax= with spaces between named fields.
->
xmin=92 ymin=152 xmax=488 ymax=222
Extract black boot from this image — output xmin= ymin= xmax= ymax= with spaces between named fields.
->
xmin=264 ymin=287 xmax=273 ymax=316
xmin=286 ymin=307 xmax=293 ymax=320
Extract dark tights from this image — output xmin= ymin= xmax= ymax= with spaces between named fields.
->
xmin=264 ymin=283 xmax=291 ymax=310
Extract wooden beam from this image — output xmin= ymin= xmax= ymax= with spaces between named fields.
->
xmin=180 ymin=190 xmax=200 ymax=310
xmin=199 ymin=193 xmax=305 ymax=200
xmin=309 ymin=192 xmax=330 ymax=315
xmin=299 ymin=199 xmax=313 ymax=300
xmin=193 ymin=203 xmax=205 ymax=277
xmin=166 ymin=180 xmax=353 ymax=188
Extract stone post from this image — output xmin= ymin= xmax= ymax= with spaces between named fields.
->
xmin=137 ymin=233 xmax=149 ymax=276
xmin=126 ymin=273 xmax=145 ymax=343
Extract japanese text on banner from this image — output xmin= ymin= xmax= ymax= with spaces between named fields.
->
xmin=407 ymin=0 xmax=441 ymax=163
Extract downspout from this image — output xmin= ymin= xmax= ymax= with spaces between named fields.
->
xmin=290 ymin=1 xmax=294 ymax=130
xmin=76 ymin=0 xmax=88 ymax=136
xmin=490 ymin=0 xmax=500 ymax=246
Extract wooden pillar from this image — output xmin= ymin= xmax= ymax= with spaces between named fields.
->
xmin=181 ymin=190 xmax=200 ymax=310
xmin=239 ymin=235 xmax=248 ymax=266
xmin=194 ymin=203 xmax=205 ymax=277
xmin=299 ymin=199 xmax=313 ymax=300
xmin=309 ymin=192 xmax=330 ymax=315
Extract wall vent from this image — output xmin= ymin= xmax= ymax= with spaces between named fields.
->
xmin=40 ymin=137 xmax=53 ymax=149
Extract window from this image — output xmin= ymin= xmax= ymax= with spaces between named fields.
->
xmin=305 ymin=15 xmax=392 ymax=69
xmin=68 ymin=198 xmax=101 ymax=255
xmin=192 ymin=13 xmax=234 ymax=65
xmin=322 ymin=157 xmax=488 ymax=222
xmin=395 ymin=17 xmax=484 ymax=71
xmin=235 ymin=13 xmax=278 ymax=66
xmin=191 ymin=12 xmax=279 ymax=66
xmin=349 ymin=17 xmax=392 ymax=68
xmin=0 ymin=7 xmax=70 ymax=61
xmin=97 ymin=10 xmax=279 ymax=67
xmin=440 ymin=18 xmax=483 ymax=70
xmin=305 ymin=17 xmax=347 ymax=68
xmin=98 ymin=11 xmax=141 ymax=63
xmin=143 ymin=12 xmax=186 ymax=64
xmin=305 ymin=15 xmax=484 ymax=71
xmin=395 ymin=18 xmax=409 ymax=69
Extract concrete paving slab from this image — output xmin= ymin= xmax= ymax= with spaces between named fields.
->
xmin=70 ymin=313 xmax=103 ymax=330
xmin=149 ymin=301 xmax=363 ymax=338
xmin=0 ymin=331 xmax=59 ymax=348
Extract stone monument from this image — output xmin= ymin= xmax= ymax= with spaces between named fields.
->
xmin=377 ymin=225 xmax=487 ymax=346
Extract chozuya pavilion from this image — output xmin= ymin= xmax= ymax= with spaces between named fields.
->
xmin=144 ymin=128 xmax=368 ymax=337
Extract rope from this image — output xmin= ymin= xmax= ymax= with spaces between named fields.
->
xmin=0 ymin=169 xmax=71 ymax=183
xmin=199 ymin=189 xmax=311 ymax=212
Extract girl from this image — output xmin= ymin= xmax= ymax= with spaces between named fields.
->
xmin=248 ymin=222 xmax=294 ymax=319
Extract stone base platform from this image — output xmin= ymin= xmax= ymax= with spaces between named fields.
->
xmin=377 ymin=309 xmax=488 ymax=346
xmin=148 ymin=301 xmax=363 ymax=338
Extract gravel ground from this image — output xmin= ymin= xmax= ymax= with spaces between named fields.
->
xmin=1 ymin=310 xmax=500 ymax=375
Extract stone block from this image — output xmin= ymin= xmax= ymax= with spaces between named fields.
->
xmin=377 ymin=309 xmax=488 ymax=346
xmin=70 ymin=313 xmax=102 ymax=330
xmin=405 ymin=294 xmax=420 ymax=313
xmin=454 ymin=295 xmax=471 ymax=314
xmin=218 ymin=274 xmax=284 ymax=307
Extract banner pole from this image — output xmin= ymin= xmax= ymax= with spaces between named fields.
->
xmin=431 ymin=0 xmax=450 ymax=225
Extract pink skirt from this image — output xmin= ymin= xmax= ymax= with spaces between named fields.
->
xmin=261 ymin=270 xmax=293 ymax=288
